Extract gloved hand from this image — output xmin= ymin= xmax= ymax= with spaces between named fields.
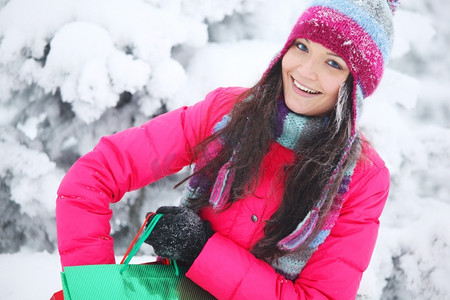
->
xmin=144 ymin=206 xmax=214 ymax=264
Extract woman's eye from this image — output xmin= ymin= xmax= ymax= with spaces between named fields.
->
xmin=327 ymin=60 xmax=342 ymax=70
xmin=296 ymin=42 xmax=308 ymax=52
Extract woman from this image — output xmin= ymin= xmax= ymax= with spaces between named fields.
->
xmin=56 ymin=0 xmax=398 ymax=298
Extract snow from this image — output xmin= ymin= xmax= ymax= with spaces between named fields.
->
xmin=171 ymin=40 xmax=280 ymax=107
xmin=0 ymin=0 xmax=449 ymax=299
xmin=0 ymin=252 xmax=63 ymax=300
xmin=0 ymin=252 xmax=156 ymax=300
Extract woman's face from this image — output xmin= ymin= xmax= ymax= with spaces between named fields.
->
xmin=281 ymin=38 xmax=350 ymax=116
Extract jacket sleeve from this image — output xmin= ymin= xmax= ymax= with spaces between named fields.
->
xmin=56 ymin=87 xmax=242 ymax=268
xmin=186 ymin=158 xmax=390 ymax=299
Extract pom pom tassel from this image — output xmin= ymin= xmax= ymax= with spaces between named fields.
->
xmin=387 ymin=0 xmax=400 ymax=14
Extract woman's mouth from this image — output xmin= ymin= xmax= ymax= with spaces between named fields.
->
xmin=292 ymin=78 xmax=321 ymax=95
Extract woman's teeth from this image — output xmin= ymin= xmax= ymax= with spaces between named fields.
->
xmin=293 ymin=80 xmax=320 ymax=94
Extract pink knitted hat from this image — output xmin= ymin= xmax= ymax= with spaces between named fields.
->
xmin=269 ymin=0 xmax=398 ymax=133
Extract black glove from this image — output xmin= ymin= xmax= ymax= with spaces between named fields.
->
xmin=144 ymin=206 xmax=214 ymax=264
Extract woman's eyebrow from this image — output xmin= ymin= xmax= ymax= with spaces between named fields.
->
xmin=327 ymin=52 xmax=344 ymax=60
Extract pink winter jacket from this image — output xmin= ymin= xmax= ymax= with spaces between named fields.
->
xmin=56 ymin=87 xmax=390 ymax=299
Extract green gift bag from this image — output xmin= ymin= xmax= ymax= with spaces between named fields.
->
xmin=61 ymin=213 xmax=216 ymax=299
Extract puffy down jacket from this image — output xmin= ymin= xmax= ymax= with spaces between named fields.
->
xmin=56 ymin=87 xmax=390 ymax=299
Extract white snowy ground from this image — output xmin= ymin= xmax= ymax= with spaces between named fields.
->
xmin=0 ymin=252 xmax=156 ymax=299
xmin=0 ymin=0 xmax=449 ymax=299
xmin=0 ymin=252 xmax=68 ymax=299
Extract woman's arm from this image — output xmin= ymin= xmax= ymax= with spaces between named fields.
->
xmin=186 ymin=153 xmax=390 ymax=299
xmin=56 ymin=87 xmax=243 ymax=268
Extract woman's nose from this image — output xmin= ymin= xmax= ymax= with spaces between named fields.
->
xmin=297 ymin=57 xmax=318 ymax=80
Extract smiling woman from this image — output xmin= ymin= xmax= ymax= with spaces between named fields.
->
xmin=56 ymin=0 xmax=398 ymax=299
xmin=282 ymin=38 xmax=350 ymax=116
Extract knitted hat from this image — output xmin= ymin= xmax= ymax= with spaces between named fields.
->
xmin=269 ymin=0 xmax=398 ymax=134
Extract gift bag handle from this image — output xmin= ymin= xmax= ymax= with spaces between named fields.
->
xmin=119 ymin=213 xmax=179 ymax=275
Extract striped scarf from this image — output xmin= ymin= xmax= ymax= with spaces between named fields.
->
xmin=183 ymin=98 xmax=357 ymax=280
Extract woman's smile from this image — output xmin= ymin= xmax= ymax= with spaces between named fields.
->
xmin=291 ymin=76 xmax=321 ymax=96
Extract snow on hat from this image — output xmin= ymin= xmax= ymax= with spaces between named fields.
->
xmin=269 ymin=0 xmax=398 ymax=133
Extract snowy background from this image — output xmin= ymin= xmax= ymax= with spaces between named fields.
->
xmin=0 ymin=0 xmax=449 ymax=299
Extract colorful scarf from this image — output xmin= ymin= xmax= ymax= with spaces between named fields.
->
xmin=183 ymin=98 xmax=357 ymax=280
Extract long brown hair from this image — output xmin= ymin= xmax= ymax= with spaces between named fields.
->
xmin=178 ymin=57 xmax=361 ymax=262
